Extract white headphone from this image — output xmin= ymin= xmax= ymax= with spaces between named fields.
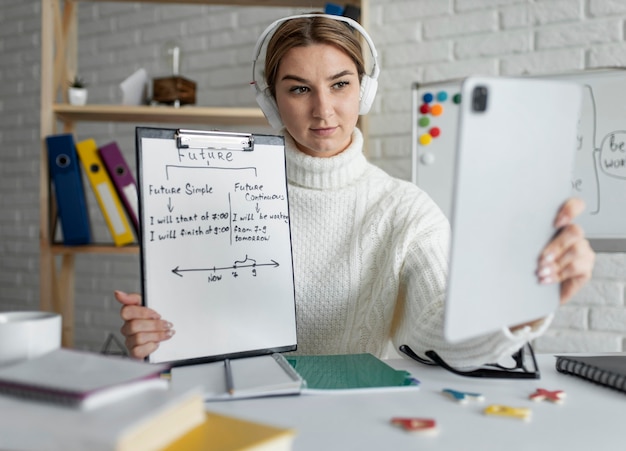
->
xmin=251 ymin=13 xmax=380 ymax=130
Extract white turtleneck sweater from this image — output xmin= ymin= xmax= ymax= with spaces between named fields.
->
xmin=284 ymin=128 xmax=550 ymax=367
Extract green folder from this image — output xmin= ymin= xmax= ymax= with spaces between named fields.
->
xmin=285 ymin=353 xmax=419 ymax=392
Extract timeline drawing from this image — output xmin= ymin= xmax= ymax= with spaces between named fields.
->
xmin=172 ymin=255 xmax=280 ymax=280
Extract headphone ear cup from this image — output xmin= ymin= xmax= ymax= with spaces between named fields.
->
xmin=359 ymin=75 xmax=378 ymax=115
xmin=255 ymin=90 xmax=283 ymax=130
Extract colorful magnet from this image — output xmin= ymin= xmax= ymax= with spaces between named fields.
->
xmin=429 ymin=127 xmax=441 ymax=138
xmin=419 ymin=133 xmax=432 ymax=146
xmin=430 ymin=104 xmax=443 ymax=116
xmin=418 ymin=116 xmax=430 ymax=127
xmin=422 ymin=92 xmax=434 ymax=104
xmin=419 ymin=103 xmax=430 ymax=114
xmin=391 ymin=417 xmax=438 ymax=435
xmin=453 ymin=93 xmax=462 ymax=104
xmin=484 ymin=404 xmax=531 ymax=421
xmin=437 ymin=91 xmax=448 ymax=102
xmin=442 ymin=388 xmax=484 ymax=403
xmin=529 ymin=388 xmax=566 ymax=404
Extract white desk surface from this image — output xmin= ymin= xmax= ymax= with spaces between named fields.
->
xmin=206 ymin=354 xmax=624 ymax=451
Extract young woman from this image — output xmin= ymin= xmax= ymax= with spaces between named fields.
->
xmin=116 ymin=14 xmax=594 ymax=367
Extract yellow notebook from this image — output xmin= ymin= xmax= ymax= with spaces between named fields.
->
xmin=164 ymin=411 xmax=295 ymax=451
xmin=76 ymin=138 xmax=135 ymax=246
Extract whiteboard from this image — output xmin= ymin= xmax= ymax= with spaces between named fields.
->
xmin=412 ymin=68 xmax=626 ymax=252
xmin=136 ymin=128 xmax=297 ymax=365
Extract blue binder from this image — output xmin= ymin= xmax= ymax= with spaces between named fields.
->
xmin=46 ymin=134 xmax=91 ymax=245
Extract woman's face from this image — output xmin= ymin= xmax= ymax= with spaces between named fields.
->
xmin=274 ymin=43 xmax=361 ymax=158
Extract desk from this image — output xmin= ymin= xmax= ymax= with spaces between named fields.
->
xmin=206 ymin=355 xmax=623 ymax=451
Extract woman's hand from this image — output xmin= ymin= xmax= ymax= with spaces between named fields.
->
xmin=115 ymin=291 xmax=175 ymax=359
xmin=537 ymin=198 xmax=595 ymax=304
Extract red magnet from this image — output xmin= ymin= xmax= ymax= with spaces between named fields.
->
xmin=529 ymin=388 xmax=566 ymax=403
xmin=391 ymin=417 xmax=438 ymax=435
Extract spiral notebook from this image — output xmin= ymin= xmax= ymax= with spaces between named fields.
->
xmin=555 ymin=354 xmax=626 ymax=394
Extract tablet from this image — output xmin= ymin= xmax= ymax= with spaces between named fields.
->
xmin=444 ymin=76 xmax=582 ymax=343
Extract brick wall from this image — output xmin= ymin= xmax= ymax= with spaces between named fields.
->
xmin=0 ymin=0 xmax=624 ymax=353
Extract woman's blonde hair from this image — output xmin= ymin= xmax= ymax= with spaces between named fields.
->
xmin=264 ymin=15 xmax=365 ymax=98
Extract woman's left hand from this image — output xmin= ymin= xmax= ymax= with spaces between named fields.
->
xmin=537 ymin=198 xmax=595 ymax=304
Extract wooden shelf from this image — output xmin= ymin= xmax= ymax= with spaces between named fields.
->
xmin=78 ymin=0 xmax=329 ymax=6
xmin=53 ymin=104 xmax=269 ymax=127
xmin=50 ymin=244 xmax=140 ymax=255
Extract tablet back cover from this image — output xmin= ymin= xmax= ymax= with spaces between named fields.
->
xmin=444 ymin=76 xmax=582 ymax=343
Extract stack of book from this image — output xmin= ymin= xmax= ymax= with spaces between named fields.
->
xmin=0 ymin=348 xmax=296 ymax=450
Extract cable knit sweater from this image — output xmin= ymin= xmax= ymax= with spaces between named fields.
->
xmin=285 ymin=128 xmax=551 ymax=367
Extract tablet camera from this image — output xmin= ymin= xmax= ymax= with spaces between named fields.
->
xmin=471 ymin=86 xmax=488 ymax=112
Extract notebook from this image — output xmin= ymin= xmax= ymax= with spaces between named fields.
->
xmin=555 ymin=354 xmax=626 ymax=394
xmin=0 ymin=348 xmax=169 ymax=410
xmin=443 ymin=76 xmax=583 ymax=342
xmin=170 ymin=353 xmax=303 ymax=401
xmin=286 ymin=353 xmax=419 ymax=394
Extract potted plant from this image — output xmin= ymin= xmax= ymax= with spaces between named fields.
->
xmin=68 ymin=75 xmax=88 ymax=105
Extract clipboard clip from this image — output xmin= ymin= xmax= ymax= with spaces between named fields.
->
xmin=176 ymin=129 xmax=254 ymax=151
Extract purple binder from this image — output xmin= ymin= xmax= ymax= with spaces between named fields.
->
xmin=98 ymin=142 xmax=139 ymax=235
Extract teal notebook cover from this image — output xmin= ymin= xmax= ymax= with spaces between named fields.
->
xmin=285 ymin=353 xmax=419 ymax=391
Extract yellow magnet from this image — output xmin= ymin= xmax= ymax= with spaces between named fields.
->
xmin=484 ymin=404 xmax=531 ymax=421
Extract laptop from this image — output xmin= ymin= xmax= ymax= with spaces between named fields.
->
xmin=443 ymin=76 xmax=582 ymax=342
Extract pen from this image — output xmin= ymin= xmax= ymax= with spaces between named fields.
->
xmin=224 ymin=358 xmax=234 ymax=395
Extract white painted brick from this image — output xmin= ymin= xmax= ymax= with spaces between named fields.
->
xmin=384 ymin=40 xmax=451 ymax=67
xmin=500 ymin=1 xmax=582 ymax=29
xmin=369 ymin=112 xmax=412 ymax=136
xmin=590 ymin=307 xmax=626 ymax=332
xmin=568 ymin=279 xmax=624 ymax=306
xmin=534 ymin=329 xmax=623 ymax=353
xmin=551 ymin=305 xmax=588 ymax=329
xmin=95 ymin=30 xmax=140 ymax=52
xmin=370 ymin=22 xmax=420 ymax=46
xmin=593 ymin=253 xmax=626 ymax=279
xmin=381 ymin=89 xmax=413 ymax=114
xmin=456 ymin=0 xmax=520 ymax=11
xmin=377 ymin=67 xmax=423 ymax=91
xmin=500 ymin=48 xmax=584 ymax=75
xmin=380 ymin=1 xmax=451 ymax=23
xmin=536 ymin=20 xmax=621 ymax=50
xmin=423 ymin=11 xmax=498 ymax=39
xmin=423 ymin=59 xmax=498 ymax=82
xmin=589 ymin=0 xmax=626 ymax=16
xmin=380 ymin=135 xmax=412 ymax=160
xmin=589 ymin=42 xmax=626 ymax=67
xmin=454 ymin=30 xmax=531 ymax=59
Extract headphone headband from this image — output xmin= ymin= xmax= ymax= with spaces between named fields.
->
xmin=251 ymin=13 xmax=380 ymax=84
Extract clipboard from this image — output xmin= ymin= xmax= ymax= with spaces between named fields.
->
xmin=136 ymin=127 xmax=297 ymax=365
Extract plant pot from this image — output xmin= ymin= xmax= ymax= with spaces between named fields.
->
xmin=68 ymin=87 xmax=88 ymax=106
